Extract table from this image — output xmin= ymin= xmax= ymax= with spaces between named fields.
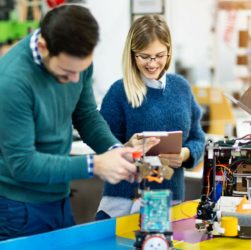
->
xmin=1 ymin=201 xmax=250 ymax=250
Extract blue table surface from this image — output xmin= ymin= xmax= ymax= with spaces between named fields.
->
xmin=0 ymin=218 xmax=135 ymax=250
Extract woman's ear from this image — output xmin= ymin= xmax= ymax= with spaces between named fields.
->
xmin=37 ymin=36 xmax=49 ymax=57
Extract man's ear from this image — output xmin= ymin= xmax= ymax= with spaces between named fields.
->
xmin=37 ymin=37 xmax=49 ymax=57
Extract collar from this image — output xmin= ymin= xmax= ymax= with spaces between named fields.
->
xmin=141 ymin=72 xmax=166 ymax=89
xmin=30 ymin=29 xmax=44 ymax=67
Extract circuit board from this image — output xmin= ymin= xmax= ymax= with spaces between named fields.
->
xmin=141 ymin=190 xmax=172 ymax=232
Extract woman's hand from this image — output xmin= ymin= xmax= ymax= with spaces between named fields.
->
xmin=124 ymin=133 xmax=160 ymax=154
xmin=159 ymin=147 xmax=190 ymax=168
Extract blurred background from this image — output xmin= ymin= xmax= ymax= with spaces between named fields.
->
xmin=1 ymin=0 xmax=251 ymax=223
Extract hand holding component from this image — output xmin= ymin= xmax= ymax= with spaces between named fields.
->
xmin=93 ymin=147 xmax=136 ymax=184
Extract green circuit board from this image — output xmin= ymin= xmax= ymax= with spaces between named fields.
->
xmin=141 ymin=189 xmax=172 ymax=232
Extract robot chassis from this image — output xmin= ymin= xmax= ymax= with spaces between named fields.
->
xmin=196 ymin=134 xmax=251 ymax=238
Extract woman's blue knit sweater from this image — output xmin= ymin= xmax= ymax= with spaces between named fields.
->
xmin=100 ymin=74 xmax=205 ymax=200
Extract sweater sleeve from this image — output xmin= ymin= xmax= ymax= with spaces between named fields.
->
xmin=183 ymin=94 xmax=205 ymax=169
xmin=100 ymin=82 xmax=137 ymax=199
xmin=72 ymin=66 xmax=120 ymax=153
xmin=0 ymin=75 xmax=93 ymax=184
xmin=100 ymin=81 xmax=126 ymax=143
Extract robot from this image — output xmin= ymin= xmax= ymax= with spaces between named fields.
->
xmin=196 ymin=134 xmax=251 ymax=238
xmin=196 ymin=84 xmax=251 ymax=237
xmin=132 ymin=151 xmax=174 ymax=250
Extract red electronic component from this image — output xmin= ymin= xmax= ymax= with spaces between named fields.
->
xmin=46 ymin=0 xmax=65 ymax=8
xmin=215 ymin=169 xmax=223 ymax=182
xmin=132 ymin=151 xmax=143 ymax=159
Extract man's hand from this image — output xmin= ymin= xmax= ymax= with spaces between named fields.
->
xmin=124 ymin=133 xmax=160 ymax=153
xmin=159 ymin=147 xmax=190 ymax=168
xmin=93 ymin=147 xmax=136 ymax=184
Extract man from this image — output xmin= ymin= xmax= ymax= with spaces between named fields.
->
xmin=0 ymin=5 xmax=137 ymax=240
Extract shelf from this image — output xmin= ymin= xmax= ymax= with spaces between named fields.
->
xmin=219 ymin=0 xmax=251 ymax=10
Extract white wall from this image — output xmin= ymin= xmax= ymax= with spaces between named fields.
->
xmin=46 ymin=1 xmax=245 ymax=98
xmin=215 ymin=10 xmax=236 ymax=86
xmin=86 ymin=0 xmax=130 ymax=103
xmin=168 ymin=0 xmax=214 ymax=85
xmin=86 ymin=0 xmax=215 ymax=101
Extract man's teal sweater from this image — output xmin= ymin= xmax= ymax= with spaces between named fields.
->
xmin=0 ymin=35 xmax=118 ymax=203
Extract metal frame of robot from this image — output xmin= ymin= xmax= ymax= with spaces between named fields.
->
xmin=196 ymin=134 xmax=251 ymax=238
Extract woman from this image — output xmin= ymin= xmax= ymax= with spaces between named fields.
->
xmin=96 ymin=15 xmax=205 ymax=219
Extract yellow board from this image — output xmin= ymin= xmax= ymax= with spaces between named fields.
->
xmin=195 ymin=237 xmax=251 ymax=250
xmin=116 ymin=213 xmax=139 ymax=239
xmin=171 ymin=200 xmax=199 ymax=221
xmin=173 ymin=241 xmax=199 ymax=250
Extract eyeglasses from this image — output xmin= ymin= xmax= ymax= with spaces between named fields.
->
xmin=135 ymin=53 xmax=170 ymax=63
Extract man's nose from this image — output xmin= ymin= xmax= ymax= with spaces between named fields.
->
xmin=69 ymin=73 xmax=80 ymax=83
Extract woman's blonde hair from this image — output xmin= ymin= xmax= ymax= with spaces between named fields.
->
xmin=122 ymin=15 xmax=172 ymax=108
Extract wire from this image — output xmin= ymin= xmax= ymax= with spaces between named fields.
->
xmin=215 ymin=164 xmax=233 ymax=174
xmin=237 ymin=134 xmax=251 ymax=140
xmin=206 ymin=164 xmax=233 ymax=196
